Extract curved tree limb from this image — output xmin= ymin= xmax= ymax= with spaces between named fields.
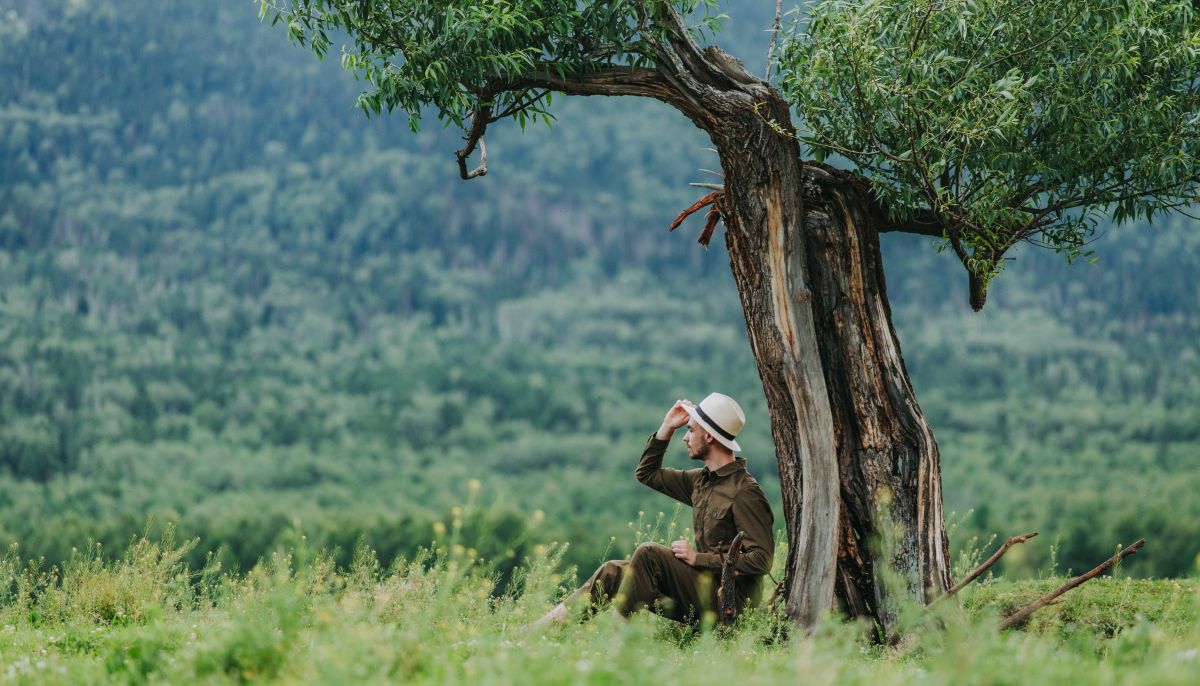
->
xmin=999 ymin=538 xmax=1145 ymax=631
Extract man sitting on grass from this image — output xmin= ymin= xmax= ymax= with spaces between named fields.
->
xmin=537 ymin=394 xmax=775 ymax=626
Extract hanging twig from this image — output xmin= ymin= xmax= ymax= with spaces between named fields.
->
xmin=456 ymin=105 xmax=491 ymax=180
xmin=998 ymin=538 xmax=1145 ymax=631
xmin=929 ymin=531 xmax=1038 ymax=606
xmin=765 ymin=0 xmax=784 ymax=81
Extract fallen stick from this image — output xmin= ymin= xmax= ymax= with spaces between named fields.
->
xmin=930 ymin=531 xmax=1038 ymax=606
xmin=999 ymin=538 xmax=1145 ymax=631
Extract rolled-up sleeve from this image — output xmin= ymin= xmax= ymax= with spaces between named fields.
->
xmin=730 ymin=488 xmax=774 ymax=576
xmin=634 ymin=433 xmax=695 ymax=505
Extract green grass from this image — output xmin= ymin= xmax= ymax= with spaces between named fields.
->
xmin=0 ymin=534 xmax=1196 ymax=685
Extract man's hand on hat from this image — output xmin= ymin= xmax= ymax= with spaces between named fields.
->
xmin=657 ymin=399 xmax=694 ymax=440
xmin=670 ymin=539 xmax=697 ymax=565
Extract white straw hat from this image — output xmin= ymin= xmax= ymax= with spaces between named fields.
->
xmin=685 ymin=392 xmax=745 ymax=452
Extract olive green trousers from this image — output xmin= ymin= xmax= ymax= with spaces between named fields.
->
xmin=569 ymin=542 xmax=718 ymax=623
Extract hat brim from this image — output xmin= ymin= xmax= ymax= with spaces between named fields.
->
xmin=684 ymin=405 xmax=742 ymax=452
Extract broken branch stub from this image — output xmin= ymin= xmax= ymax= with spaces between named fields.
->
xmin=668 ymin=191 xmax=722 ymax=233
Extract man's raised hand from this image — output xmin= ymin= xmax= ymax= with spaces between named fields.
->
xmin=657 ymin=399 xmax=693 ymax=440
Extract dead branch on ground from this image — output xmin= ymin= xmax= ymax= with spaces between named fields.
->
xmin=930 ymin=531 xmax=1038 ymax=606
xmin=998 ymin=538 xmax=1145 ymax=630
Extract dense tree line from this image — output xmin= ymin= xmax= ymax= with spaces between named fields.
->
xmin=0 ymin=0 xmax=1196 ymax=581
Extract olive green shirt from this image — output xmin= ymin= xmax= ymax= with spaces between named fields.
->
xmin=634 ymin=433 xmax=774 ymax=579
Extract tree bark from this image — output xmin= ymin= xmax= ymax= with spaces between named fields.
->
xmin=800 ymin=166 xmax=952 ymax=628
xmin=693 ymin=88 xmax=951 ymax=636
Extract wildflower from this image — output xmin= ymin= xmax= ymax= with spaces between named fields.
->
xmin=468 ymin=479 xmax=482 ymax=493
xmin=532 ymin=509 xmax=545 ymax=524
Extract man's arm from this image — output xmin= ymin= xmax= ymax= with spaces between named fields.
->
xmin=729 ymin=487 xmax=774 ymax=576
xmin=634 ymin=400 xmax=696 ymax=505
xmin=634 ymin=433 xmax=695 ymax=505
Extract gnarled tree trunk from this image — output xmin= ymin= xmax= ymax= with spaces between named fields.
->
xmin=695 ymin=86 xmax=951 ymax=636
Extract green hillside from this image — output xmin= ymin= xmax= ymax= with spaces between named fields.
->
xmin=0 ymin=0 xmax=1197 ymax=589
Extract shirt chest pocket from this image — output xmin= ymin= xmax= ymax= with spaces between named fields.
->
xmin=703 ymin=499 xmax=735 ymax=548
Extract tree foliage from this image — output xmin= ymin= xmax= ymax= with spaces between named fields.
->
xmin=259 ymin=0 xmax=726 ymax=130
xmin=781 ymin=0 xmax=1200 ymax=307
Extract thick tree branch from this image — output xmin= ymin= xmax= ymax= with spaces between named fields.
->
xmin=999 ymin=538 xmax=1145 ymax=631
xmin=652 ymin=4 xmax=734 ymax=89
xmin=877 ymin=215 xmax=944 ymax=237
xmin=501 ymin=65 xmax=678 ymax=102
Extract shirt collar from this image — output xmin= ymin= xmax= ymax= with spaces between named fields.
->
xmin=703 ymin=457 xmax=746 ymax=481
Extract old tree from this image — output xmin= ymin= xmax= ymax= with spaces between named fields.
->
xmin=262 ymin=0 xmax=1200 ymax=632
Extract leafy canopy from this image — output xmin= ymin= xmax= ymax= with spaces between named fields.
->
xmin=780 ymin=0 xmax=1200 ymax=296
xmin=262 ymin=1 xmax=1199 ymax=307
xmin=259 ymin=0 xmax=726 ymax=131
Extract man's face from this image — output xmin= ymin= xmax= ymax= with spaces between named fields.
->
xmin=683 ymin=417 xmax=712 ymax=461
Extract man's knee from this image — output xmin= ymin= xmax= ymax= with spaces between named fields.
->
xmin=586 ymin=559 xmax=625 ymax=587
xmin=597 ymin=560 xmax=624 ymax=578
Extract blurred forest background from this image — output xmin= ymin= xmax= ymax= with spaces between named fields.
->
xmin=0 ymin=0 xmax=1197 ymax=585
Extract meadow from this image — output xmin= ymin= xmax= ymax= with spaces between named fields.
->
xmin=0 ymin=525 xmax=1195 ymax=685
